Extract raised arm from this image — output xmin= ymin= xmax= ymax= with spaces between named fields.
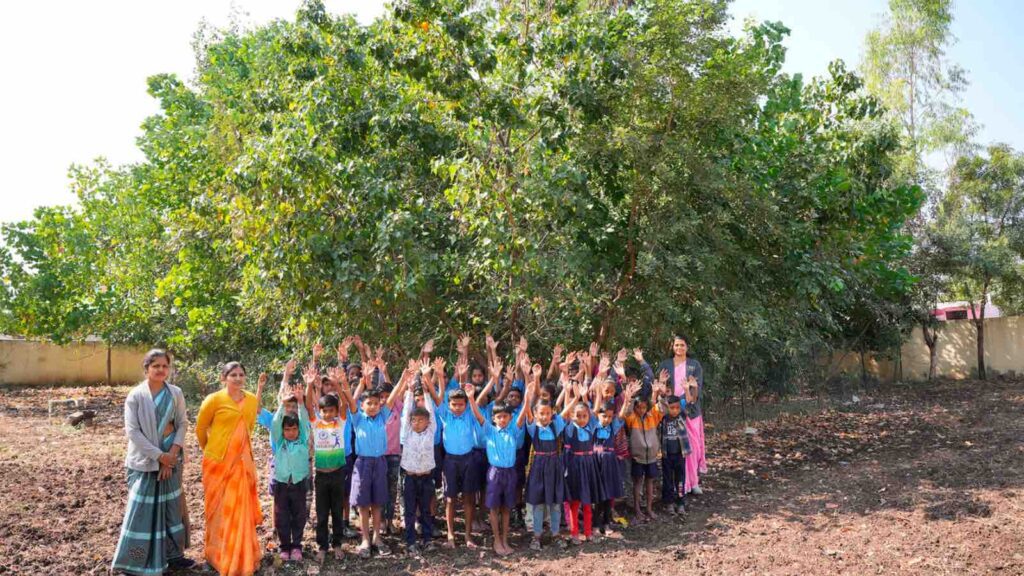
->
xmin=546 ymin=343 xmax=563 ymax=381
xmin=516 ymin=380 xmax=534 ymax=428
xmin=465 ymin=382 xmax=485 ymax=425
xmin=619 ymin=381 xmax=641 ymax=419
xmin=386 ymin=361 xmax=414 ymax=410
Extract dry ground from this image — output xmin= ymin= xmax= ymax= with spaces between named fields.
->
xmin=0 ymin=378 xmax=1021 ymax=575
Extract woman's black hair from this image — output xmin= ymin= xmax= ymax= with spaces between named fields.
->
xmin=673 ymin=333 xmax=690 ymax=346
xmin=142 ymin=349 xmax=171 ymax=370
xmin=221 ymin=361 xmax=246 ymax=378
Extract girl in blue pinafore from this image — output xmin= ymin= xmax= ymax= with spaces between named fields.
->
xmin=563 ymin=401 xmax=605 ymax=543
xmin=593 ymin=401 xmax=625 ymax=535
xmin=524 ymin=398 xmax=567 ymax=551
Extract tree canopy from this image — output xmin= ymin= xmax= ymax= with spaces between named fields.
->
xmin=0 ymin=0 xmax=924 ymax=397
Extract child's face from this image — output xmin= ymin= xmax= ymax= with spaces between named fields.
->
xmin=597 ymin=410 xmax=613 ymax=427
xmin=283 ymin=423 xmax=300 ymax=441
xmin=411 ymin=414 xmax=429 ymax=433
xmin=284 ymin=399 xmax=298 ymax=415
xmin=363 ymin=395 xmax=381 ymax=417
xmin=471 ymin=368 xmax=485 ymax=386
xmin=633 ymin=400 xmax=649 ymax=417
xmin=572 ymin=405 xmax=590 ymax=428
xmin=506 ymin=391 xmax=522 ymax=408
xmin=493 ymin=411 xmax=512 ymax=429
xmin=667 ymin=402 xmax=682 ymax=418
xmin=448 ymin=397 xmax=467 ymax=416
xmin=321 ymin=405 xmax=339 ymax=421
xmin=321 ymin=380 xmax=337 ymax=396
xmin=601 ymin=380 xmax=616 ymax=399
xmin=535 ymin=403 xmax=553 ymax=426
xmin=414 ymin=393 xmax=425 ymax=408
xmin=539 ymin=389 xmax=552 ymax=402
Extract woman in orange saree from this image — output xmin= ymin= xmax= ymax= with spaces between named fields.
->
xmin=196 ymin=362 xmax=267 ymax=576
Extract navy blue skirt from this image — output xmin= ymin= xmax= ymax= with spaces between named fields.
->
xmin=525 ymin=453 xmax=565 ymax=506
xmin=565 ymin=453 xmax=605 ymax=505
xmin=596 ymin=451 xmax=624 ymax=500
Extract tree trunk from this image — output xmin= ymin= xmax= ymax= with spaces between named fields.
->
xmin=922 ymin=321 xmax=938 ymax=381
xmin=859 ymin=346 xmax=868 ymax=388
xmin=975 ymin=287 xmax=988 ymax=380
xmin=106 ymin=342 xmax=113 ymax=386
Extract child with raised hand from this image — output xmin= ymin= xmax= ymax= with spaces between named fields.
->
xmin=523 ymin=364 xmax=568 ymax=551
xmin=307 ymin=359 xmax=356 ymax=563
xmin=593 ymin=389 xmax=626 ymax=536
xmin=658 ymin=381 xmax=690 ymax=515
xmin=271 ymin=375 xmax=312 ymax=563
xmin=436 ymin=357 xmax=484 ymax=549
xmin=621 ymin=376 xmax=664 ymax=523
xmin=348 ymin=357 xmax=405 ymax=558
xmin=400 ymin=359 xmax=439 ymax=555
xmin=561 ymin=377 xmax=604 ymax=544
xmin=466 ymin=359 xmax=524 ymax=556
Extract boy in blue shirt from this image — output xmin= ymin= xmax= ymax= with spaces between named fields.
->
xmin=469 ymin=377 xmax=527 ymax=557
xmin=435 ymin=359 xmax=491 ymax=549
xmin=348 ymin=364 xmax=406 ymax=558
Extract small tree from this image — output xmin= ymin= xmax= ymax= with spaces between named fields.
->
xmin=939 ymin=144 xmax=1024 ymax=380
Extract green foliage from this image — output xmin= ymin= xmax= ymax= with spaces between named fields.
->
xmin=0 ymin=0 xmax=924 ymax=398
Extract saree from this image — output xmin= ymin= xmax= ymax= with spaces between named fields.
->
xmin=202 ymin=418 xmax=262 ymax=575
xmin=683 ymin=414 xmax=707 ymax=493
xmin=111 ymin=387 xmax=189 ymax=575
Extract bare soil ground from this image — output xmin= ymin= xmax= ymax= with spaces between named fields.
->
xmin=0 ymin=378 xmax=1021 ymax=575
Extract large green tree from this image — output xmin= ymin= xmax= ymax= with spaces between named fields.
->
xmin=0 ymin=0 xmax=923 ymax=397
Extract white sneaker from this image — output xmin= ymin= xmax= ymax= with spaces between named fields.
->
xmin=691 ymin=486 xmax=703 ymax=495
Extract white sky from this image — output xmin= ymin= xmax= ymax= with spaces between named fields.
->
xmin=1 ymin=0 xmax=1020 ymax=224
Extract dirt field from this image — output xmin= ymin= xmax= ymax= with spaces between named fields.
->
xmin=0 ymin=378 xmax=1021 ymax=575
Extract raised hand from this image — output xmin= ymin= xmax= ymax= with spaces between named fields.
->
xmin=626 ymin=381 xmax=641 ymax=398
xmin=503 ymin=362 xmax=515 ymax=384
xmin=303 ymin=362 xmax=318 ymax=387
xmin=421 ymin=338 xmax=435 ymax=356
xmin=658 ymin=368 xmax=670 ymax=385
xmin=633 ymin=348 xmax=644 ymax=363
xmin=432 ymin=357 xmax=447 ymax=376
xmin=614 ymin=362 xmax=627 ymax=378
xmin=552 ymin=343 xmax=564 ymax=362
xmin=531 ymin=363 xmax=543 ymax=381
xmin=490 ymin=358 xmax=504 ymax=380
xmin=257 ymin=372 xmax=268 ymax=391
xmin=312 ymin=342 xmax=324 ymax=362
xmin=485 ymin=333 xmax=497 ymax=353
xmin=518 ymin=336 xmax=528 ymax=354
xmin=597 ymin=354 xmax=611 ymax=377
xmin=589 ymin=341 xmax=600 ymax=357
xmin=455 ymin=358 xmax=469 ymax=382
xmin=284 ymin=358 xmax=297 ymax=378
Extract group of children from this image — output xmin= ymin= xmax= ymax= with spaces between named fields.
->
xmin=255 ymin=334 xmax=707 ymax=563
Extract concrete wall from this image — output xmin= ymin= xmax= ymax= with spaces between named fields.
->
xmin=833 ymin=316 xmax=1024 ymax=382
xmin=0 ymin=340 xmax=147 ymax=386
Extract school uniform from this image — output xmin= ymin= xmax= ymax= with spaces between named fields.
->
xmin=271 ymin=405 xmax=311 ymax=553
xmin=481 ymin=420 xmax=524 ymax=509
xmin=349 ymin=406 xmax=392 ymax=507
xmin=437 ymin=401 xmax=483 ymax=498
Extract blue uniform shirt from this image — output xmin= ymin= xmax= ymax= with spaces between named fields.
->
xmin=349 ymin=406 xmax=392 ymax=458
xmin=482 ymin=421 xmax=524 ymax=468
xmin=436 ymin=402 xmax=481 ymax=456
xmin=527 ymin=413 xmax=567 ymax=441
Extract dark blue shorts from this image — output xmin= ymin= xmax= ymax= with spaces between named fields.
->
xmin=631 ymin=460 xmax=661 ymax=479
xmin=484 ymin=466 xmax=518 ymax=509
xmin=433 ymin=443 xmax=445 ymax=489
xmin=350 ymin=455 xmax=389 ymax=508
xmin=443 ymin=452 xmax=481 ymax=498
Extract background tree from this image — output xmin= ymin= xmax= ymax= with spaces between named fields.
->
xmin=937 ymin=144 xmax=1024 ymax=380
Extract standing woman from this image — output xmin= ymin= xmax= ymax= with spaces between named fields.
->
xmin=196 ymin=362 xmax=266 ymax=576
xmin=658 ymin=334 xmax=707 ymax=496
xmin=112 ymin=349 xmax=195 ymax=575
